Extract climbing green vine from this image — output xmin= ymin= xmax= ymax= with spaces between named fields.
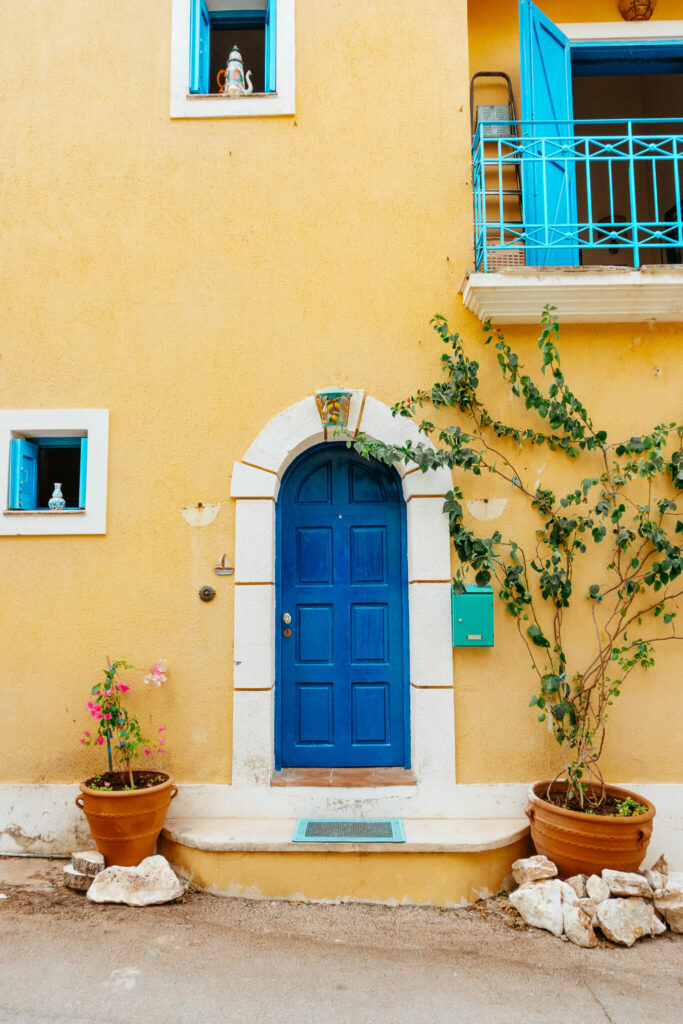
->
xmin=352 ymin=309 xmax=682 ymax=810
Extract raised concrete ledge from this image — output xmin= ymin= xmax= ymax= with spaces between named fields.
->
xmin=460 ymin=265 xmax=683 ymax=324
xmin=162 ymin=817 xmax=530 ymax=854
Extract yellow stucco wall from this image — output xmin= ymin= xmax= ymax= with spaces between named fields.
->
xmin=1 ymin=0 xmax=681 ymax=789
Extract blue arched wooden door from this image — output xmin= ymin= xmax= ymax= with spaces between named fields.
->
xmin=276 ymin=444 xmax=409 ymax=768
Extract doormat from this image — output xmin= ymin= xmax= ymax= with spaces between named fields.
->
xmin=293 ymin=818 xmax=405 ymax=843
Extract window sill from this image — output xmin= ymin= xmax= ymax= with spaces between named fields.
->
xmin=460 ymin=265 xmax=683 ymax=325
xmin=172 ymin=91 xmax=293 ymax=119
xmin=4 ymin=509 xmax=86 ymax=516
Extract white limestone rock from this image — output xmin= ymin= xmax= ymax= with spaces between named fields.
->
xmin=602 ymin=869 xmax=653 ymax=899
xmin=555 ymin=879 xmax=579 ymax=907
xmin=586 ymin=874 xmax=611 ymax=903
xmin=565 ymin=875 xmax=587 ymax=899
xmin=578 ymin=897 xmax=599 ymax=926
xmin=511 ymin=855 xmax=557 ymax=885
xmin=563 ymin=905 xmax=597 ymax=948
xmin=644 ymin=851 xmax=669 ymax=892
xmin=653 ymin=873 xmax=683 ymax=913
xmin=596 ymin=898 xmax=664 ymax=947
xmin=509 ymin=880 xmax=564 ymax=936
xmin=665 ymin=907 xmax=683 ymax=933
xmin=71 ymin=850 xmax=105 ymax=877
xmin=651 ymin=853 xmax=669 ymax=876
xmin=645 ymin=868 xmax=668 ymax=891
xmin=63 ymin=864 xmax=92 ymax=892
xmin=87 ymin=855 xmax=184 ymax=907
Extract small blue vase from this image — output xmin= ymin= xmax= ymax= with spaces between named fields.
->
xmin=48 ymin=482 xmax=66 ymax=511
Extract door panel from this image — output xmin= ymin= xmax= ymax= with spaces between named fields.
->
xmin=519 ymin=0 xmax=578 ymax=266
xmin=277 ymin=444 xmax=409 ymax=768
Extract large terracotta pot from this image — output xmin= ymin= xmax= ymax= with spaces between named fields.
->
xmin=526 ymin=780 xmax=655 ymax=878
xmin=76 ymin=772 xmax=178 ymax=867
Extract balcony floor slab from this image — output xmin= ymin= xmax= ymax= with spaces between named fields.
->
xmin=461 ymin=265 xmax=683 ymax=324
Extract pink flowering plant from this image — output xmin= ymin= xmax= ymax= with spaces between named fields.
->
xmin=80 ymin=658 xmax=167 ymax=789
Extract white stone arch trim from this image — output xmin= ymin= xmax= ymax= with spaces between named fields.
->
xmin=230 ymin=392 xmax=457 ymax=812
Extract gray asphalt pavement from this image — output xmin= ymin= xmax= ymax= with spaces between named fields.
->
xmin=0 ymin=859 xmax=680 ymax=1024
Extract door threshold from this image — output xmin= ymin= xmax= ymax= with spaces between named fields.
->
xmin=271 ymin=768 xmax=417 ymax=788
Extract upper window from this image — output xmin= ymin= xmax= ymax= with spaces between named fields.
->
xmin=170 ymin=0 xmax=295 ymax=119
xmin=190 ymin=1 xmax=276 ymax=95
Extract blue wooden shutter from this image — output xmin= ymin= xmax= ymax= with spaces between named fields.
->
xmin=519 ymin=0 xmax=578 ymax=266
xmin=9 ymin=439 xmax=38 ymax=510
xmin=189 ymin=0 xmax=210 ymax=94
xmin=265 ymin=0 xmax=277 ymax=93
xmin=78 ymin=437 xmax=88 ymax=508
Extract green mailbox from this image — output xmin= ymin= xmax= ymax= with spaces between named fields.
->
xmin=451 ymin=585 xmax=494 ymax=647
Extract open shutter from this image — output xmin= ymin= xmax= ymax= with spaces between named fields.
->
xmin=265 ymin=0 xmax=277 ymax=93
xmin=9 ymin=439 xmax=38 ymax=510
xmin=78 ymin=437 xmax=88 ymax=508
xmin=189 ymin=0 xmax=210 ymax=94
xmin=519 ymin=0 xmax=578 ymax=266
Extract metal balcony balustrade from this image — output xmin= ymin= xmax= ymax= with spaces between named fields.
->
xmin=472 ymin=118 xmax=683 ymax=272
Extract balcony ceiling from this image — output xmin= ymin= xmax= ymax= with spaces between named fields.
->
xmin=460 ymin=266 xmax=683 ymax=325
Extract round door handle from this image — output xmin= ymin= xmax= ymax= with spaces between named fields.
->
xmin=283 ymin=628 xmax=292 ymax=638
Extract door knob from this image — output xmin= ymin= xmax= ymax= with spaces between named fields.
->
xmin=282 ymin=613 xmax=292 ymax=624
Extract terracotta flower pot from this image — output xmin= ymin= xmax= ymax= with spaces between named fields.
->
xmin=75 ymin=772 xmax=178 ymax=867
xmin=526 ymin=780 xmax=655 ymax=878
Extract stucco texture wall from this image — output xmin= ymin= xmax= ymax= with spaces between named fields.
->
xmin=0 ymin=0 xmax=470 ymax=784
xmin=0 ymin=0 xmax=680 ymax=790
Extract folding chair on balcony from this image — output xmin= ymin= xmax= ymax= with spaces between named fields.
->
xmin=470 ymin=72 xmax=525 ymax=269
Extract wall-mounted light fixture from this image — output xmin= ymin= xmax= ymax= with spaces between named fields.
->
xmin=618 ymin=0 xmax=657 ymax=20
xmin=315 ymin=388 xmax=352 ymax=430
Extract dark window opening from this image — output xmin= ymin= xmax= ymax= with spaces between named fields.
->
xmin=37 ymin=446 xmax=81 ymax=509
xmin=209 ymin=28 xmax=265 ymax=94
xmin=572 ymin=70 xmax=683 ymax=268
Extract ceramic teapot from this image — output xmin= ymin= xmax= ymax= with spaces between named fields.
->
xmin=217 ymin=45 xmax=254 ymax=96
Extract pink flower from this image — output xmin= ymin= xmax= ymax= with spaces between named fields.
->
xmin=144 ymin=748 xmax=151 ymax=756
xmin=95 ymin=736 xmax=105 ymax=746
xmin=117 ymin=683 xmax=130 ymax=693
xmin=79 ymin=738 xmax=86 ymax=744
xmin=104 ymin=713 xmax=112 ymax=721
xmin=158 ymin=726 xmax=165 ymax=732
xmin=106 ymin=689 xmax=114 ymax=697
xmin=86 ymin=702 xmax=94 ymax=710
xmin=84 ymin=731 xmax=90 ymax=737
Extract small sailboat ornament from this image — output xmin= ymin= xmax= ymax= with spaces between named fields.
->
xmin=217 ymin=45 xmax=254 ymax=96
xmin=214 ymin=554 xmax=234 ymax=576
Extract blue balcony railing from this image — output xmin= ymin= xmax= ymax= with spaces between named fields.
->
xmin=472 ymin=118 xmax=683 ymax=272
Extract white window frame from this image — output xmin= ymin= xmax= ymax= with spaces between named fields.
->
xmin=170 ymin=0 xmax=295 ymax=118
xmin=0 ymin=410 xmax=109 ymax=536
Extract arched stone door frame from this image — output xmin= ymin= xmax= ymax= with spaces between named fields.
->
xmin=230 ymin=391 xmax=456 ymax=815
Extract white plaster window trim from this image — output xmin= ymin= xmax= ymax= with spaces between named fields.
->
xmin=0 ymin=410 xmax=109 ymax=536
xmin=230 ymin=394 xmax=456 ymax=809
xmin=557 ymin=21 xmax=683 ymax=42
xmin=170 ymin=0 xmax=295 ymax=119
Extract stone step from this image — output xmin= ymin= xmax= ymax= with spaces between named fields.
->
xmin=160 ymin=817 xmax=531 ymax=907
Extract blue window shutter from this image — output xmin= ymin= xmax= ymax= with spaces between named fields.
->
xmin=189 ymin=0 xmax=210 ymax=94
xmin=265 ymin=0 xmax=277 ymax=93
xmin=519 ymin=0 xmax=577 ymax=266
xmin=78 ymin=437 xmax=88 ymax=508
xmin=9 ymin=439 xmax=38 ymax=510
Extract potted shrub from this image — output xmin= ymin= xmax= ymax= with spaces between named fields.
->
xmin=76 ymin=658 xmax=176 ymax=867
xmin=354 ymin=310 xmax=681 ymax=876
